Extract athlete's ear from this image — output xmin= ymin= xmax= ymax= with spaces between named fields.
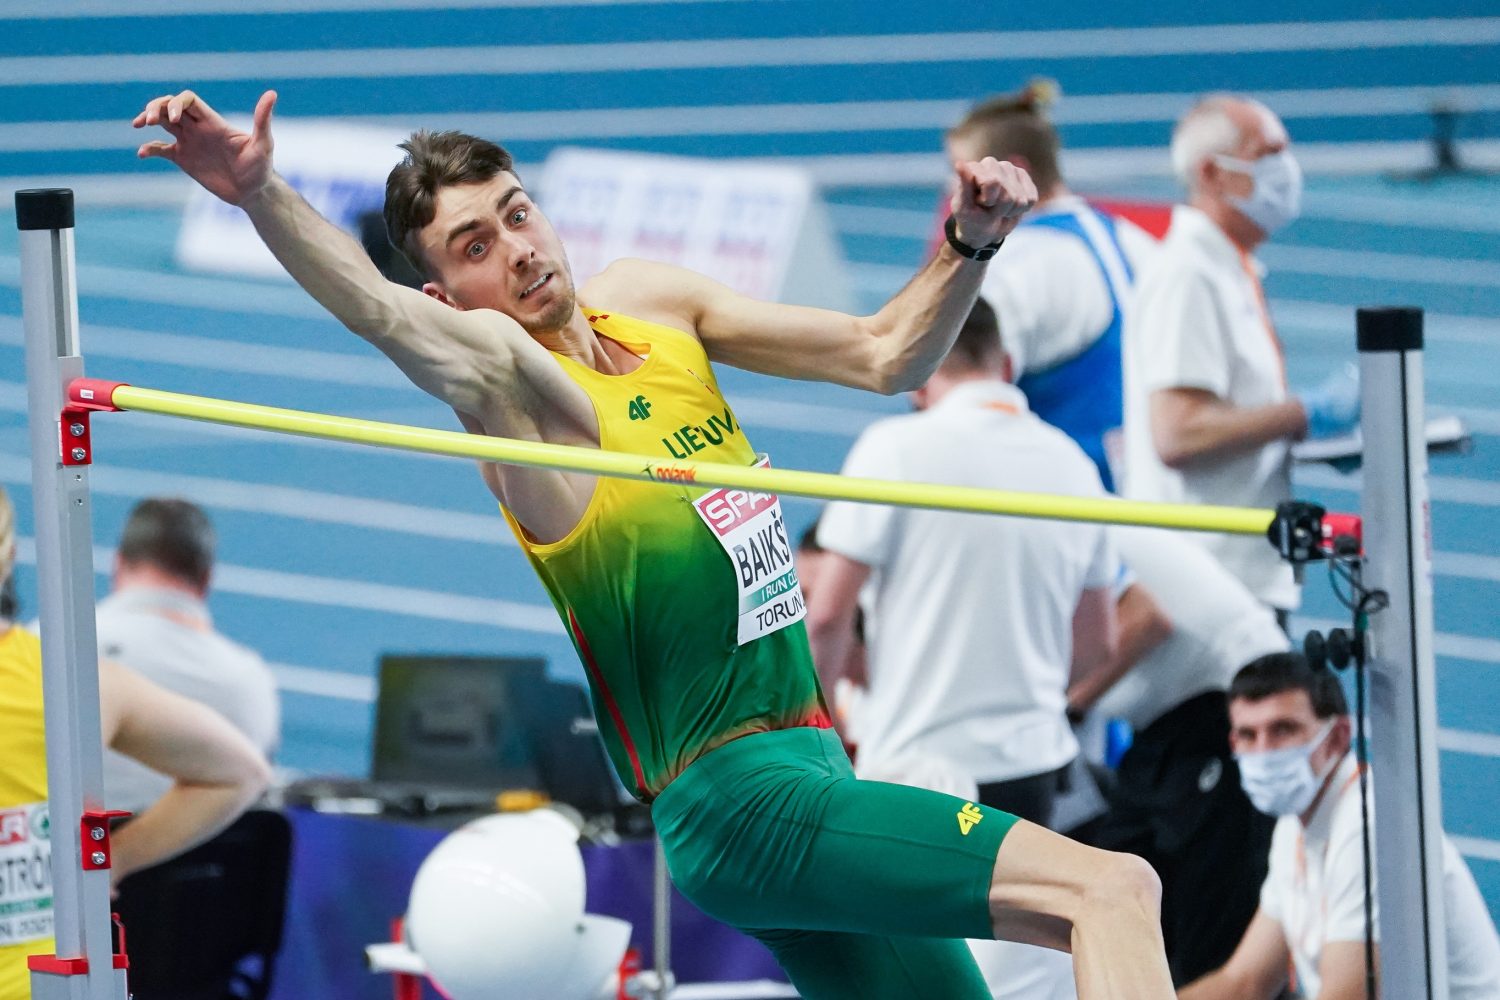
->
xmin=423 ymin=282 xmax=463 ymax=310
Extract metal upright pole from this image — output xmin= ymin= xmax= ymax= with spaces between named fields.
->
xmin=652 ymin=835 xmax=672 ymax=1000
xmin=1358 ymin=306 xmax=1447 ymax=999
xmin=17 ymin=189 xmax=127 ymax=1000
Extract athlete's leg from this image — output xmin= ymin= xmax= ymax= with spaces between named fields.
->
xmin=749 ymin=927 xmax=990 ymax=1000
xmin=987 ymin=820 xmax=1173 ymax=999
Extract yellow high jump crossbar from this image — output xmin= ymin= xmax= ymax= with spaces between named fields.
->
xmin=70 ymin=378 xmax=1277 ymax=536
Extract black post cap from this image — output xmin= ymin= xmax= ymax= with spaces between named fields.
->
xmin=1357 ymin=306 xmax=1423 ymax=353
xmin=15 ymin=188 xmax=75 ymax=231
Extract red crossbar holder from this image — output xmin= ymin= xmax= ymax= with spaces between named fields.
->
xmin=80 ymin=809 xmax=132 ymax=871
xmin=58 ymin=379 xmax=129 ymax=467
xmin=67 ymin=378 xmax=128 ymax=412
xmin=1320 ymin=512 xmax=1364 ymax=557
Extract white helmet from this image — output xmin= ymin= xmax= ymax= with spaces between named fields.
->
xmin=405 ymin=810 xmax=630 ymax=1000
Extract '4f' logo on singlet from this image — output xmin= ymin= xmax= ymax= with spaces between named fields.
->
xmin=628 ymin=395 xmax=653 ymax=421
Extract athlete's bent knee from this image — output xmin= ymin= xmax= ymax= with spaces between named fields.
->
xmin=1082 ymin=851 xmax=1160 ymax=919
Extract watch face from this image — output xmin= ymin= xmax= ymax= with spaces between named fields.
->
xmin=974 ymin=246 xmax=998 ymax=261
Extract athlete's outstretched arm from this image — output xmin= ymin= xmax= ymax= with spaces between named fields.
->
xmin=613 ymin=158 xmax=1033 ymax=394
xmin=132 ymin=89 xmax=542 ymax=420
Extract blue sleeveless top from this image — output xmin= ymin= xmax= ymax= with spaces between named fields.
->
xmin=1014 ymin=206 xmax=1135 ymax=491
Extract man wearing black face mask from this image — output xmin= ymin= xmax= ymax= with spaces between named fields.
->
xmin=1120 ymin=96 xmax=1359 ymax=623
xmin=1178 ymin=653 xmax=1500 ymax=1000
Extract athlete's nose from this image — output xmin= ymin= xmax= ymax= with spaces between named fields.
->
xmin=508 ymin=236 xmax=537 ymax=273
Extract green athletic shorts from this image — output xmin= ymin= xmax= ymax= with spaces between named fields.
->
xmin=652 ymin=726 xmax=1022 ymax=1000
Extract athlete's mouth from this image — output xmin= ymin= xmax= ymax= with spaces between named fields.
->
xmin=518 ymin=272 xmax=553 ymax=300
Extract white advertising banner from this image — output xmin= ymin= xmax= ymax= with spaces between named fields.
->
xmin=538 ymin=147 xmax=852 ymax=310
xmin=175 ymin=119 xmax=407 ymax=279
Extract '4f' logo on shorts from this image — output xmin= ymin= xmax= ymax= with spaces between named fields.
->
xmin=956 ymin=802 xmax=984 ymax=836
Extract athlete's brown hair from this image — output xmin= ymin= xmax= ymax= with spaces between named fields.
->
xmin=948 ymin=78 xmax=1063 ymax=196
xmin=384 ymin=130 xmax=519 ymax=277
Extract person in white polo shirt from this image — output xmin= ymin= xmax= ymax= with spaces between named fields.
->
xmin=1179 ymin=652 xmax=1500 ymax=1000
xmin=806 ymin=298 xmax=1118 ymax=828
xmin=1120 ymin=95 xmax=1360 ymax=616
xmin=99 ymin=498 xmax=279 ymax=815
xmin=1069 ymin=525 xmax=1289 ymax=986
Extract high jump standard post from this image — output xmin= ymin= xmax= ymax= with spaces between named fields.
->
xmin=17 ymin=188 xmax=128 ymax=1000
xmin=1360 ymin=307 xmax=1447 ymax=998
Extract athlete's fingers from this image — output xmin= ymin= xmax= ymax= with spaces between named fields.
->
xmin=135 ymin=94 xmax=174 ymax=128
xmin=251 ymin=90 xmax=277 ymax=146
xmin=137 ymin=140 xmax=178 ymax=162
xmin=972 ymin=158 xmax=1004 ymax=210
xmin=954 ymin=160 xmax=980 ymax=209
xmin=166 ymin=89 xmax=204 ymax=125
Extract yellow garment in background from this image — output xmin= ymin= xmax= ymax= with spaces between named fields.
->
xmin=0 ymin=626 xmax=51 ymax=1000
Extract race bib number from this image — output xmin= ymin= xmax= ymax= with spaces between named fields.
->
xmin=0 ymin=802 xmax=52 ymax=947
xmin=692 ymin=457 xmax=806 ymax=645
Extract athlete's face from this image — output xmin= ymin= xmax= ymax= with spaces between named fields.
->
xmin=415 ymin=173 xmax=578 ymax=335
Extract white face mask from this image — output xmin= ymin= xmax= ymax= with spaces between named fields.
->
xmin=1213 ymin=149 xmax=1303 ymax=235
xmin=1236 ymin=718 xmax=1338 ymax=818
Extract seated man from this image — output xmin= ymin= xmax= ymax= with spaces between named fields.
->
xmin=99 ymin=498 xmax=279 ymax=816
xmin=1179 ymin=652 xmax=1500 ymax=999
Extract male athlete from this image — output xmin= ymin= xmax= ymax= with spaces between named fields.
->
xmin=135 ymin=89 xmax=1173 ymax=999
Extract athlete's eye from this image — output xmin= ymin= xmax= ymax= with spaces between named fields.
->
xmin=467 ymin=241 xmax=487 ymax=258
xmin=510 ymin=207 xmax=528 ymax=226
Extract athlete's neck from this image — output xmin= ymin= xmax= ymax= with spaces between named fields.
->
xmin=537 ymin=307 xmax=646 ymax=375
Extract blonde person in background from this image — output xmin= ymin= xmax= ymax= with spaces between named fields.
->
xmin=945 ymin=80 xmax=1158 ymax=492
xmin=0 ymin=486 xmax=271 ymax=999
xmin=1120 ymin=95 xmax=1359 ymax=619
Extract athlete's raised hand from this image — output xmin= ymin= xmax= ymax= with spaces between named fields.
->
xmin=133 ymin=89 xmax=277 ymax=206
xmin=949 ymin=156 xmax=1038 ymax=248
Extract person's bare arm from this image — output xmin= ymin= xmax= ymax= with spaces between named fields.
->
xmin=1069 ymin=585 xmax=1119 ymax=683
xmin=1315 ymin=940 xmax=1379 ymax=1000
xmin=1178 ymin=911 xmax=1291 ymax=1000
xmin=133 ymin=90 xmax=561 ymax=424
xmin=1068 ymin=582 xmax=1173 ymax=713
xmin=599 ymin=160 xmax=1036 ymax=394
xmin=1151 ymin=387 xmax=1307 ymax=469
xmin=98 ymin=658 xmax=271 ymax=884
xmin=804 ymin=552 xmax=871 ymax=697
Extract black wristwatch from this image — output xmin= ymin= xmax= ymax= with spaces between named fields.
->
xmin=944 ymin=214 xmax=1004 ymax=261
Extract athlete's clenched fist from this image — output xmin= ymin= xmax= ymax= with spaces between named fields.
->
xmin=948 ymin=157 xmax=1038 ymax=251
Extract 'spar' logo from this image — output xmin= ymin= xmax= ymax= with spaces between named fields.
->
xmin=956 ymin=802 xmax=984 ymax=837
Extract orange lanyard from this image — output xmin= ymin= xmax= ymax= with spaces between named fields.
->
xmin=1239 ymin=250 xmax=1288 ymax=389
xmin=1293 ymin=764 xmax=1367 ymax=963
